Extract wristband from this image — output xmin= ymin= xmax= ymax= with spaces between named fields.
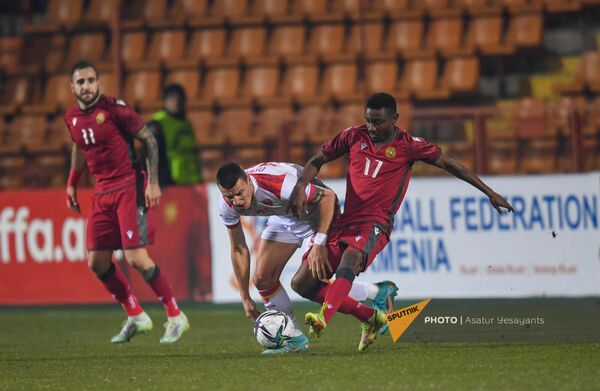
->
xmin=67 ymin=170 xmax=81 ymax=187
xmin=314 ymin=232 xmax=327 ymax=246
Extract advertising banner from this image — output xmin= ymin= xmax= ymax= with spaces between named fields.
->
xmin=208 ymin=173 xmax=600 ymax=302
xmin=0 ymin=185 xmax=212 ymax=305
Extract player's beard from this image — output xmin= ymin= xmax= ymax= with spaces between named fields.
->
xmin=76 ymin=89 xmax=100 ymax=108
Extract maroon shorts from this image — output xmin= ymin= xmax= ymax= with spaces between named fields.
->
xmin=303 ymin=222 xmax=389 ymax=276
xmin=87 ymin=182 xmax=155 ymax=251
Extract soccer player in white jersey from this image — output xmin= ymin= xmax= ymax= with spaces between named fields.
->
xmin=217 ymin=162 xmax=398 ymax=354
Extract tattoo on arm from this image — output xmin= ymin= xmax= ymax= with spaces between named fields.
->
xmin=135 ymin=126 xmax=159 ymax=184
xmin=308 ymin=186 xmax=325 ymax=205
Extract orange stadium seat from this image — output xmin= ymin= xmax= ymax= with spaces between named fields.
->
xmin=440 ymin=56 xmax=480 ymax=95
xmin=227 ymin=26 xmax=268 ymax=60
xmin=23 ymin=73 xmax=73 ymax=114
xmin=25 ymin=0 xmax=84 ymax=33
xmin=506 ymin=12 xmax=543 ymax=48
xmin=66 ymin=33 xmax=107 ymax=69
xmin=365 ymin=60 xmax=399 ymax=96
xmin=170 ymin=28 xmax=226 ymax=68
xmin=122 ymin=0 xmax=168 ymax=29
xmin=233 ymin=147 xmax=267 ymax=168
xmin=251 ymin=0 xmax=289 ymax=20
xmin=292 ymin=0 xmax=329 ymax=17
xmin=145 ymin=30 xmax=186 ymax=66
xmin=84 ymin=0 xmax=122 ymax=26
xmin=218 ymin=107 xmax=259 ymax=145
xmin=0 ymin=117 xmax=22 ymax=154
xmin=281 ymin=60 xmax=320 ymax=102
xmin=543 ymin=0 xmax=582 ymax=13
xmin=331 ymin=0 xmax=361 ymax=17
xmin=0 ymin=74 xmax=34 ymax=116
xmin=308 ymin=22 xmax=347 ymax=61
xmin=201 ymin=65 xmax=241 ymax=104
xmin=29 ymin=154 xmax=68 ymax=188
xmin=369 ymin=0 xmax=421 ymax=17
xmin=122 ymin=32 xmax=148 ymax=69
xmin=44 ymin=35 xmax=66 ymax=73
xmin=423 ymin=16 xmax=471 ymax=57
xmin=466 ymin=13 xmax=515 ymax=55
xmin=124 ymin=70 xmax=162 ymax=111
xmin=169 ymin=0 xmax=209 ymax=26
xmin=322 ymin=60 xmax=359 ymax=101
xmin=241 ymin=61 xmax=281 ymax=103
xmin=209 ymin=0 xmax=250 ymax=22
xmin=0 ymin=156 xmax=25 ymax=190
xmin=0 ymin=37 xmax=23 ymax=73
xmin=99 ymin=72 xmax=120 ymax=98
xmin=331 ymin=102 xmax=364 ymax=132
xmin=14 ymin=114 xmax=64 ymax=153
xmin=189 ymin=109 xmax=224 ymax=147
xmin=268 ymin=24 xmax=306 ymax=60
xmin=256 ymin=105 xmax=294 ymax=141
xmin=294 ymin=103 xmax=332 ymax=143
xmin=385 ymin=17 xmax=425 ymax=58
xmin=347 ymin=21 xmax=385 ymax=56
xmin=166 ymin=69 xmax=202 ymax=102
xmin=399 ymin=58 xmax=445 ymax=100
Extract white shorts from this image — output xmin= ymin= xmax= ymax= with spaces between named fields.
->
xmin=260 ymin=215 xmax=315 ymax=246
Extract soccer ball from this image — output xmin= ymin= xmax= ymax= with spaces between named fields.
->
xmin=253 ymin=310 xmax=294 ymax=349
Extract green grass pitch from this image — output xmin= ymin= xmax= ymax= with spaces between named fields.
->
xmin=1 ymin=300 xmax=599 ymax=390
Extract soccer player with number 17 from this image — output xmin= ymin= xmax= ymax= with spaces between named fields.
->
xmin=290 ymin=93 xmax=514 ymax=351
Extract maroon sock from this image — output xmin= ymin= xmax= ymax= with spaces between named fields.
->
xmin=99 ymin=263 xmax=143 ymax=316
xmin=145 ymin=265 xmax=181 ymax=317
xmin=315 ymin=280 xmax=374 ymax=323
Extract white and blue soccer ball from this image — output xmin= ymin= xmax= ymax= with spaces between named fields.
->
xmin=253 ymin=310 xmax=294 ymax=349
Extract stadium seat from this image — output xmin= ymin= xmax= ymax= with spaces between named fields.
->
xmin=440 ymin=56 xmax=480 ymax=95
xmin=218 ymin=107 xmax=259 ymax=145
xmin=23 ymin=74 xmax=73 ymax=114
xmin=83 ymin=0 xmax=122 ymax=27
xmin=0 ymin=74 xmax=33 ymax=116
xmin=170 ymin=28 xmax=226 ymax=68
xmin=166 ymin=69 xmax=202 ymax=102
xmin=399 ymin=58 xmax=446 ymax=100
xmin=200 ymin=65 xmax=241 ymax=104
xmin=169 ymin=0 xmax=209 ymax=26
xmin=0 ymin=117 xmax=21 ymax=154
xmin=506 ymin=12 xmax=544 ymax=48
xmin=322 ymin=60 xmax=359 ymax=102
xmin=281 ymin=60 xmax=321 ymax=102
xmin=206 ymin=0 xmax=250 ymax=25
xmin=542 ymin=0 xmax=582 ymax=12
xmin=0 ymin=156 xmax=25 ymax=190
xmin=0 ymin=37 xmax=23 ymax=73
xmin=99 ymin=72 xmax=120 ymax=98
xmin=368 ymin=0 xmax=423 ymax=17
xmin=294 ymin=103 xmax=332 ymax=143
xmin=555 ymin=52 xmax=600 ymax=94
xmin=423 ymin=16 xmax=471 ymax=57
xmin=226 ymin=26 xmax=268 ymax=61
xmin=25 ymin=0 xmax=83 ymax=33
xmin=385 ymin=17 xmax=425 ymax=57
xmin=292 ymin=0 xmax=329 ymax=18
xmin=308 ymin=22 xmax=347 ymax=61
xmin=330 ymin=102 xmax=364 ymax=133
xmin=123 ymin=70 xmax=162 ymax=111
xmin=11 ymin=114 xmax=55 ymax=153
xmin=189 ymin=109 xmax=225 ymax=147
xmin=65 ymin=33 xmax=107 ymax=69
xmin=466 ymin=13 xmax=515 ymax=55
xmin=347 ymin=21 xmax=385 ymax=56
xmin=365 ymin=60 xmax=399 ymax=96
xmin=122 ymin=0 xmax=168 ymax=29
xmin=122 ymin=32 xmax=148 ymax=70
xmin=25 ymin=154 xmax=67 ymax=189
xmin=200 ymin=148 xmax=224 ymax=182
xmin=487 ymin=138 xmax=519 ymax=174
xmin=547 ymin=96 xmax=586 ymax=136
xmin=446 ymin=141 xmax=475 ymax=171
xmin=240 ymin=61 xmax=281 ymax=103
xmin=331 ymin=0 xmax=362 ymax=18
xmin=145 ymin=30 xmax=186 ymax=67
xmin=251 ymin=0 xmax=290 ymax=20
xmin=44 ymin=35 xmax=67 ymax=74
xmin=501 ymin=0 xmax=543 ymax=13
xmin=268 ymin=24 xmax=306 ymax=60
xmin=233 ymin=147 xmax=267 ymax=168
xmin=256 ymin=105 xmax=294 ymax=142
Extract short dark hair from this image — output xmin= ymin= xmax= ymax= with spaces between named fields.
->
xmin=163 ymin=83 xmax=186 ymax=100
xmin=70 ymin=60 xmax=99 ymax=79
xmin=366 ymin=92 xmax=397 ymax=114
xmin=217 ymin=162 xmax=247 ymax=189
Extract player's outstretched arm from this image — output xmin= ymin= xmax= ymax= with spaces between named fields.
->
xmin=227 ymin=225 xmax=260 ymax=320
xmin=66 ymin=143 xmax=86 ymax=213
xmin=307 ymin=186 xmax=335 ymax=280
xmin=289 ymin=150 xmax=330 ymax=218
xmin=430 ymin=153 xmax=514 ymax=214
xmin=135 ymin=125 xmax=162 ymax=208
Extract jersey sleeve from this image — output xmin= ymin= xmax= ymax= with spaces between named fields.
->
xmin=111 ymin=99 xmax=144 ymax=135
xmin=280 ymin=173 xmax=317 ymax=203
xmin=218 ymin=197 xmax=241 ymax=228
xmin=408 ymin=135 xmax=441 ymax=163
xmin=321 ymin=128 xmax=353 ymax=161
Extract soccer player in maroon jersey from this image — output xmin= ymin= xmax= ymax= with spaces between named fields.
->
xmin=289 ymin=93 xmax=514 ymax=351
xmin=64 ymin=61 xmax=189 ymax=344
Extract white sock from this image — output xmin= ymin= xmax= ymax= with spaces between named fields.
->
xmin=260 ymin=283 xmax=300 ymax=330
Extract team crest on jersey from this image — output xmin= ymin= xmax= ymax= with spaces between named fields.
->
xmin=96 ymin=112 xmax=106 ymax=124
xmin=385 ymin=146 xmax=397 ymax=158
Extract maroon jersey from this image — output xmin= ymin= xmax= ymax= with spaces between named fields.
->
xmin=64 ymin=95 xmax=144 ymax=192
xmin=322 ymin=125 xmax=441 ymax=233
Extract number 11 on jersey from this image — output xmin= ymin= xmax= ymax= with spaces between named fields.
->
xmin=364 ymin=157 xmax=383 ymax=178
xmin=81 ymin=128 xmax=96 ymax=145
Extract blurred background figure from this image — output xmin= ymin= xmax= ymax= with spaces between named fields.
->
xmin=144 ymin=83 xmax=203 ymax=187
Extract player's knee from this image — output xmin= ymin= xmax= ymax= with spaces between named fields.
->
xmin=88 ymin=257 xmax=110 ymax=276
xmin=340 ymin=250 xmax=363 ymax=275
xmin=252 ymin=271 xmax=277 ymax=291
